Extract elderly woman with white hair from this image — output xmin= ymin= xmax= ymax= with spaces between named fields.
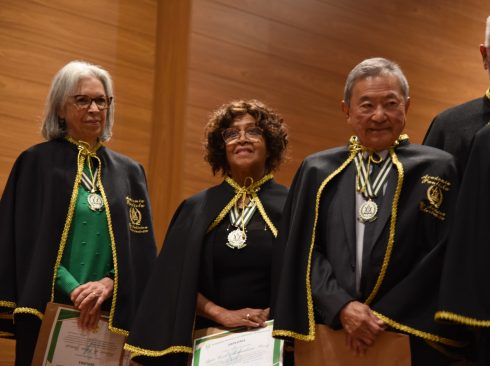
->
xmin=0 ymin=60 xmax=156 ymax=365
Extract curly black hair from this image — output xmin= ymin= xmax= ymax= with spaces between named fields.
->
xmin=204 ymin=99 xmax=288 ymax=176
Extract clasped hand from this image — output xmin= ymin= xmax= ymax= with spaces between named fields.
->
xmin=216 ymin=307 xmax=270 ymax=328
xmin=339 ymin=301 xmax=385 ymax=355
xmin=70 ymin=277 xmax=114 ymax=332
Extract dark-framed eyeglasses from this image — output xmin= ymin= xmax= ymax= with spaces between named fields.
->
xmin=221 ymin=126 xmax=264 ymax=144
xmin=70 ymin=95 xmax=113 ymax=111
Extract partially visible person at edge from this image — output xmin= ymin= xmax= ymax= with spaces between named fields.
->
xmin=272 ymin=57 xmax=464 ymax=365
xmin=423 ymin=15 xmax=490 ymax=179
xmin=124 ymin=99 xmax=289 ymax=365
xmin=435 ymin=123 xmax=490 ymax=365
xmin=0 ymin=60 xmax=157 ymax=366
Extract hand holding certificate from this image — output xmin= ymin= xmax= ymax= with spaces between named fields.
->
xmin=32 ymin=302 xmax=130 ymax=366
xmin=192 ymin=320 xmax=283 ymax=366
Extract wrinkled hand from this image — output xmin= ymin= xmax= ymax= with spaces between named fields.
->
xmin=340 ymin=301 xmax=384 ymax=355
xmin=70 ymin=277 xmax=114 ymax=332
xmin=216 ymin=307 xmax=270 ymax=328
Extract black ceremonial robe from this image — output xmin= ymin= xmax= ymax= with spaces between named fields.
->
xmin=436 ymin=124 xmax=490 ymax=364
xmin=0 ymin=139 xmax=157 ymax=356
xmin=272 ymin=140 xmax=463 ymax=350
xmin=423 ymin=94 xmax=490 ymax=178
xmin=125 ymin=179 xmax=288 ymax=365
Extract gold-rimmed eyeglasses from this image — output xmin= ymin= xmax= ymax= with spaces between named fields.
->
xmin=221 ymin=126 xmax=263 ymax=144
xmin=70 ymin=95 xmax=113 ymax=111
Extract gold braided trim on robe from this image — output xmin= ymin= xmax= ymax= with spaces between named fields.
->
xmin=124 ymin=344 xmax=193 ymax=359
xmin=363 ymin=140 xmax=404 ymax=306
xmin=273 ymin=151 xmax=354 ymax=342
xmin=0 ymin=301 xmax=15 ymax=309
xmin=13 ymin=307 xmax=44 ymax=320
xmin=125 ymin=175 xmax=277 ymax=359
xmin=50 ymin=137 xmax=102 ymax=304
xmin=3 ymin=139 xmax=103 ymax=325
xmin=48 ymin=137 xmax=127 ymax=337
xmin=208 ymin=174 xmax=277 ymax=237
xmin=435 ymin=310 xmax=490 ymax=328
xmin=275 ymin=135 xmax=458 ymax=345
xmin=375 ymin=311 xmax=465 ymax=347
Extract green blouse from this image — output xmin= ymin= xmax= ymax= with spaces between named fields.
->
xmin=54 ymin=164 xmax=113 ymax=303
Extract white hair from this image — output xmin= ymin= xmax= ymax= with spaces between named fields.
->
xmin=41 ymin=60 xmax=115 ymax=141
xmin=485 ymin=15 xmax=490 ymax=47
xmin=343 ymin=57 xmax=409 ymax=107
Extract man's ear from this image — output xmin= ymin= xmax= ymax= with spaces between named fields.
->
xmin=480 ymin=44 xmax=488 ymax=70
xmin=405 ymin=97 xmax=411 ymax=114
xmin=341 ymin=100 xmax=349 ymax=117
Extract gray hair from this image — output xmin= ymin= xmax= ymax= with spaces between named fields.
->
xmin=485 ymin=15 xmax=490 ymax=47
xmin=343 ymin=57 xmax=409 ymax=106
xmin=41 ymin=60 xmax=115 ymax=141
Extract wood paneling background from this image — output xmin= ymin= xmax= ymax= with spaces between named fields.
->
xmin=1 ymin=0 xmax=490 ymax=363
xmin=0 ymin=0 xmax=156 ymax=198
xmin=183 ymin=0 xmax=490 ymax=199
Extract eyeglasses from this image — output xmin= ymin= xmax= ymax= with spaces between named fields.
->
xmin=70 ymin=95 xmax=113 ymax=111
xmin=222 ymin=126 xmax=263 ymax=144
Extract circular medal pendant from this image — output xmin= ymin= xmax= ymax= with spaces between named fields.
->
xmin=87 ymin=192 xmax=104 ymax=211
xmin=226 ymin=228 xmax=247 ymax=249
xmin=358 ymin=200 xmax=378 ymax=223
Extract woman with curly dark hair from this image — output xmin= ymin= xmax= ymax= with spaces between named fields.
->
xmin=125 ymin=99 xmax=289 ymax=365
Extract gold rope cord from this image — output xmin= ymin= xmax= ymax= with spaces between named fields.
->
xmin=98 ymin=172 xmax=128 ymax=336
xmin=435 ymin=310 xmax=490 ymax=328
xmin=13 ymin=307 xmax=44 ymax=320
xmin=0 ymin=301 xmax=15 ymax=309
xmin=50 ymin=145 xmax=86 ymax=301
xmin=51 ymin=137 xmax=127 ymax=336
xmin=207 ymin=174 xmax=277 ymax=236
xmin=364 ymin=147 xmax=404 ymax=305
xmin=349 ymin=136 xmax=460 ymax=347
xmin=374 ymin=311 xmax=465 ymax=347
xmin=124 ymin=344 xmax=193 ymax=359
xmin=273 ymin=135 xmax=409 ymax=341
xmin=273 ymin=149 xmax=357 ymax=341
xmin=49 ymin=137 xmax=102 ymax=301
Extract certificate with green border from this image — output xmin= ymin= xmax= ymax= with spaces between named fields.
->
xmin=192 ymin=320 xmax=283 ymax=366
xmin=32 ymin=302 xmax=130 ymax=366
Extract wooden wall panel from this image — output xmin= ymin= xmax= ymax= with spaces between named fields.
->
xmin=147 ymin=0 xmax=192 ymax=246
xmin=0 ymin=0 xmax=156 ymax=195
xmin=182 ymin=0 xmax=490 ymax=198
